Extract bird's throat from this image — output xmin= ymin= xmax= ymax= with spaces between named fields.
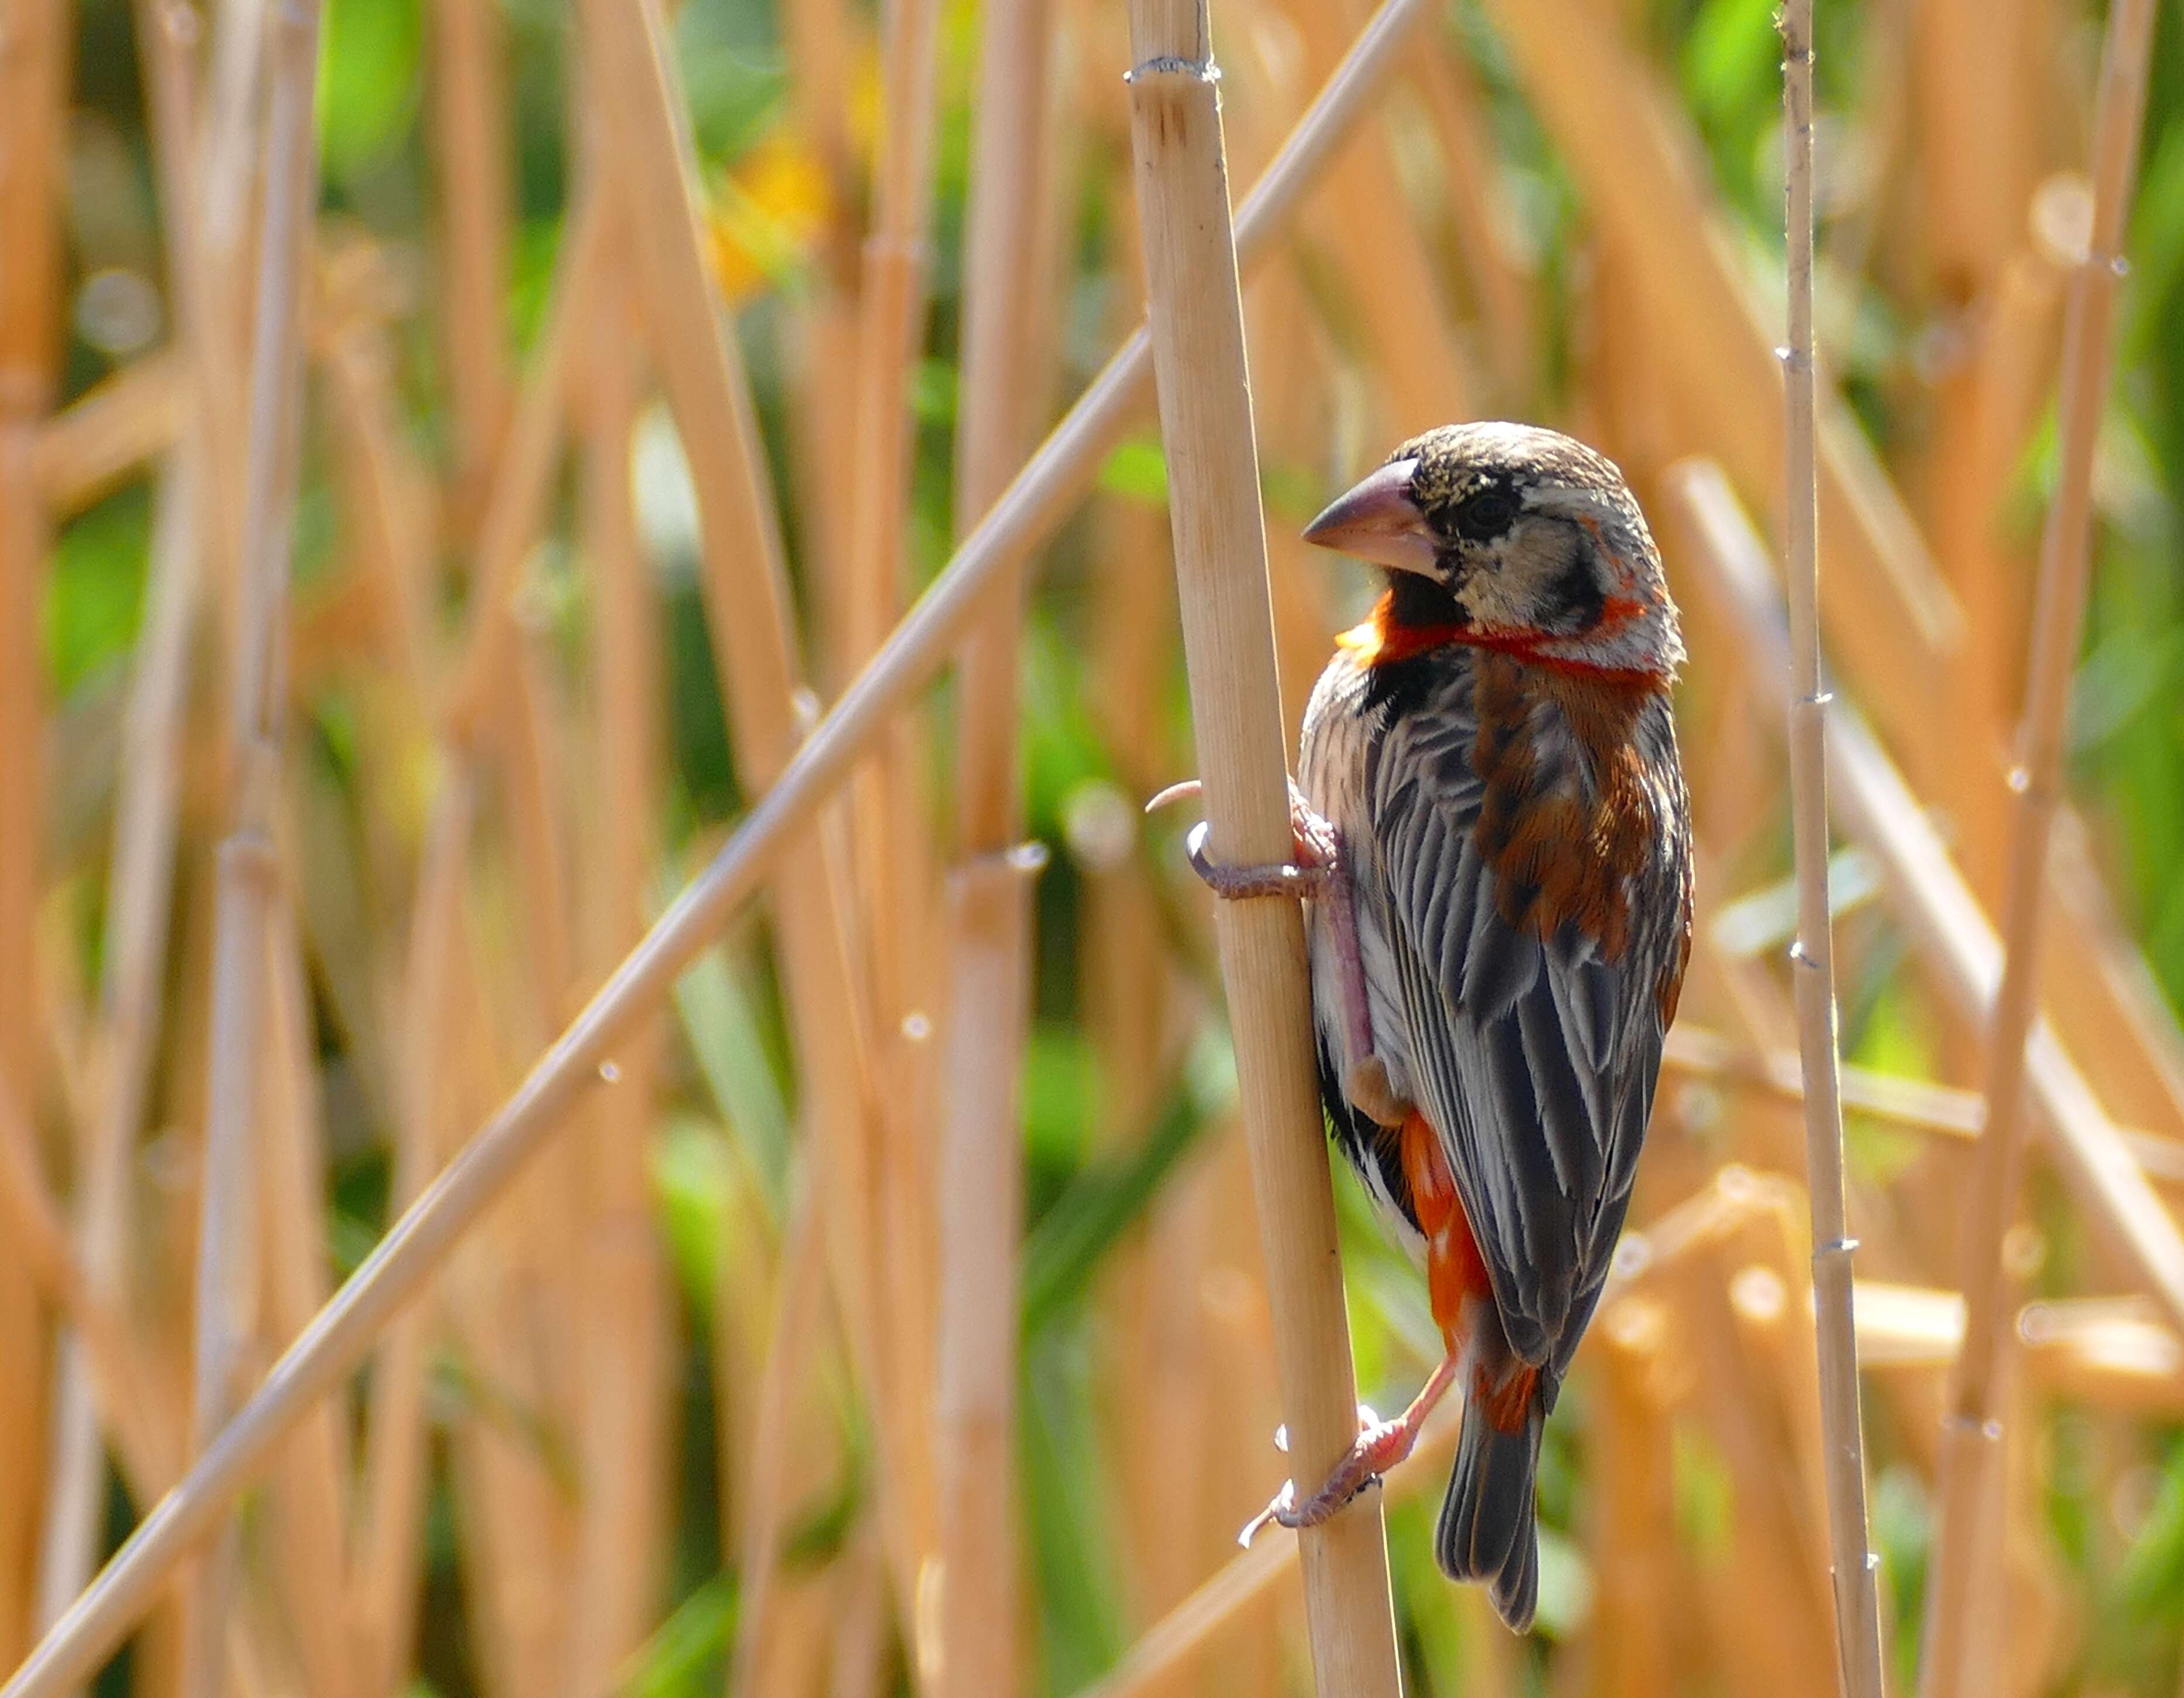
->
xmin=1336 ymin=577 xmax=1471 ymax=668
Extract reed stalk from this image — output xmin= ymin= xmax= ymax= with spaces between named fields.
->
xmin=573 ymin=0 xmax=930 ymax=1627
xmin=1077 ymin=1409 xmax=1463 ymax=1698
xmin=933 ymin=1 xmax=1056 ymax=1690
xmin=1670 ymin=458 xmax=2184 ymax=1331
xmin=182 ymin=2 xmax=325 ymax=1694
xmin=562 ymin=270 xmax=673 ymax=1698
xmin=1488 ymin=0 xmax=2184 ymax=1149
xmin=1918 ymin=1 xmax=2161 ymax=1691
xmin=1122 ymin=2 xmax=1400 ymax=1693
xmin=0 ymin=18 xmax=1425 ymax=1685
xmin=1777 ymin=13 xmax=1888 ymax=1694
xmin=426 ymin=0 xmax=514 ymax=535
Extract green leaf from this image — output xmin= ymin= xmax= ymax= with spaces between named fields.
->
xmin=1097 ymin=435 xmax=1169 ymax=507
xmin=674 ymin=946 xmax=793 ymax=1209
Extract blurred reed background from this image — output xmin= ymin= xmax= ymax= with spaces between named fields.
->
xmin=8 ymin=0 xmax=2184 ymax=1693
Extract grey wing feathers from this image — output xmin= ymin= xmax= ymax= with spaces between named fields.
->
xmin=1368 ymin=667 xmax=1672 ymax=1382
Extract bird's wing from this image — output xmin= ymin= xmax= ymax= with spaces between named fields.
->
xmin=1366 ymin=659 xmax=1684 ymax=1380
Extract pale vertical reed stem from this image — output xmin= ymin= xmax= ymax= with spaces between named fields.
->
xmin=37 ymin=455 xmax=202 ymax=1646
xmin=0 ymin=19 xmax=1424 ymax=1682
xmin=255 ymin=912 xmax=361 ymax=1698
xmin=352 ymin=778 xmax=475 ymax=1698
xmin=184 ymin=4 xmax=325 ymax=1696
xmin=725 ymin=1169 xmax=829 ymax=1698
xmin=1123 ymin=2 xmax=1401 ymax=1692
xmin=38 ymin=5 xmax=217 ymax=1617
xmin=0 ymin=69 xmax=68 ymax=1631
xmin=1404 ymin=35 xmax=1535 ymax=408
xmin=572 ymin=0 xmax=936 ymax=1638
xmin=1077 ymin=1410 xmax=1463 ymax=1698
xmin=836 ymin=0 xmax=951 ymax=1564
xmin=837 ymin=0 xmax=946 ymax=1182
xmin=780 ymin=0 xmax=859 ymax=660
xmin=562 ymin=269 xmax=673 ymax=1698
xmin=1286 ymin=0 xmax=1477 ymax=435
xmin=1670 ymin=458 xmax=2184 ymax=1331
xmin=1919 ymin=1 xmax=2160 ymax=1692
xmin=934 ymin=1 xmax=1055 ymax=1691
xmin=427 ymin=0 xmax=514 ymax=533
xmin=1778 ymin=11 xmax=1888 ymax=1694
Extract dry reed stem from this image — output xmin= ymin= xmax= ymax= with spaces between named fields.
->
xmin=37 ymin=445 xmax=202 ymax=1628
xmin=572 ymin=0 xmax=933 ymax=1625
xmin=835 ymin=0 xmax=951 ymax=1557
xmin=1123 ymin=1 xmax=1400 ymax=1692
xmin=1919 ymin=1 xmax=2162 ymax=1689
xmin=1403 ymin=35 xmax=1535 ymax=408
xmin=1074 ymin=1408 xmax=1463 ymax=1698
xmin=442 ymin=189 xmax=608 ymax=739
xmin=1488 ymin=0 xmax=2184 ymax=1147
xmin=426 ymin=0 xmax=514 ymax=534
xmin=0 ymin=53 xmax=67 ymax=1555
xmin=1668 ymin=461 xmax=2184 ymax=1331
xmin=562 ymin=271 xmax=673 ymax=1696
xmin=724 ymin=1167 xmax=828 ymax=1697
xmin=0 ymin=16 xmax=1427 ymax=1685
xmin=1777 ymin=12 xmax=1888 ymax=1693
xmin=934 ymin=0 xmax=1056 ymax=1689
xmin=29 ymin=350 xmax=189 ymax=516
xmin=351 ymin=776 xmax=473 ymax=1698
xmin=256 ymin=919 xmax=363 ymax=1698
xmin=183 ymin=3 xmax=325 ymax=1693
xmin=1288 ymin=0 xmax=1479 ymax=435
xmin=837 ymin=0 xmax=946 ymax=1113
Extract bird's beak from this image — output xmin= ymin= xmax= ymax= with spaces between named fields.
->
xmin=1302 ymin=458 xmax=1438 ymax=575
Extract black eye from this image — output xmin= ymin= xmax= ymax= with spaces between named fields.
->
xmin=1450 ymin=484 xmax=1519 ymax=543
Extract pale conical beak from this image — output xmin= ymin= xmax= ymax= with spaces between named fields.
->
xmin=1301 ymin=458 xmax=1438 ymax=575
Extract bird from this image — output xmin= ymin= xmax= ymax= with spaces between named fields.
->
xmin=1178 ymin=421 xmax=1692 ymax=1632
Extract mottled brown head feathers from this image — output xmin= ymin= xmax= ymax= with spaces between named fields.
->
xmin=1313 ymin=422 xmax=1685 ymax=681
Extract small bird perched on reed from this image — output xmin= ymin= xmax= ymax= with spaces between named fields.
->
xmin=1176 ymin=422 xmax=1692 ymax=1631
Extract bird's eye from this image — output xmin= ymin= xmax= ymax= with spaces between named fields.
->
xmin=1451 ymin=484 xmax=1519 ymax=542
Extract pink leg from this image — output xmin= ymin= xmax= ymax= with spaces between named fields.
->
xmin=1238 ymin=1353 xmax=1461 ymax=1545
xmin=1173 ymin=786 xmax=1386 ymax=1113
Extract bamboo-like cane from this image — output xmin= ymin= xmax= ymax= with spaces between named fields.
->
xmin=1074 ymin=1407 xmax=1463 ymax=1698
xmin=1122 ymin=2 xmax=1401 ymax=1693
xmin=572 ymin=0 xmax=933 ymax=1628
xmin=1670 ymin=458 xmax=2184 ymax=1335
xmin=182 ymin=3 xmax=325 ymax=1694
xmin=1777 ymin=10 xmax=1888 ymax=1695
xmin=1488 ymin=0 xmax=2184 ymax=1150
xmin=426 ymin=0 xmax=514 ymax=537
xmin=561 ymin=270 xmax=673 ymax=1698
xmin=0 ymin=14 xmax=1427 ymax=1685
xmin=1918 ymin=2 xmax=2161 ymax=1692
xmin=933 ymin=1 xmax=1055 ymax=1690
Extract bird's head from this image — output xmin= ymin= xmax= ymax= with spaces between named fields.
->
xmin=1303 ymin=421 xmax=1684 ymax=680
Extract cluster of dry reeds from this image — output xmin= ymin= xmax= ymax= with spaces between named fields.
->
xmin=5 ymin=0 xmax=2184 ymax=1693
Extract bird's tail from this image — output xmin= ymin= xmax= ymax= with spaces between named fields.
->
xmin=1435 ymin=1385 xmax=1545 ymax=1633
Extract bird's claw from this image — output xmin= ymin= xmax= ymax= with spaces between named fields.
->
xmin=1238 ymin=1408 xmax=1412 ymax=1546
xmin=1149 ymin=778 xmax=1341 ymax=902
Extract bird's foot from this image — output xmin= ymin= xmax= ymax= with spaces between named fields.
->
xmin=1145 ymin=778 xmax=1340 ymax=901
xmin=1238 ymin=1404 xmax=1424 ymax=1545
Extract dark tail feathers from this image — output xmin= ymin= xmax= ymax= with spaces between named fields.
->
xmin=1435 ymin=1396 xmax=1545 ymax=1633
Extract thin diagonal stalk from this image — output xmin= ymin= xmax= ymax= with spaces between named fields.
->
xmin=1918 ymin=1 xmax=2161 ymax=1692
xmin=1122 ymin=1 xmax=1400 ymax=1692
xmin=184 ymin=2 xmax=325 ymax=1696
xmin=0 ymin=14 xmax=1428 ymax=1683
xmin=1778 ymin=8 xmax=1886 ymax=1696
